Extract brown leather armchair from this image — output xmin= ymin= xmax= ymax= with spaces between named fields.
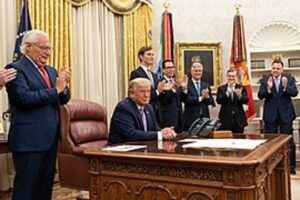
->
xmin=58 ymin=99 xmax=108 ymax=190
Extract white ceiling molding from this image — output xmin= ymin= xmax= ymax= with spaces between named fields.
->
xmin=249 ymin=21 xmax=300 ymax=52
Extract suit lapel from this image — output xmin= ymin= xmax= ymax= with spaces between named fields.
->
xmin=137 ymin=67 xmax=158 ymax=89
xmin=189 ymin=80 xmax=198 ymax=96
xmin=23 ymin=57 xmax=48 ymax=88
xmin=137 ymin=67 xmax=148 ymax=79
xmin=129 ymin=99 xmax=144 ymax=130
xmin=44 ymin=66 xmax=56 ymax=88
xmin=144 ymin=106 xmax=151 ymax=130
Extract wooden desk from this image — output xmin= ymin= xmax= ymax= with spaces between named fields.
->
xmin=85 ymin=134 xmax=291 ymax=200
xmin=0 ymin=138 xmax=8 ymax=154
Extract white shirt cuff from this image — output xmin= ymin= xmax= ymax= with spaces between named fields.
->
xmin=198 ymin=97 xmax=202 ymax=102
xmin=157 ymin=131 xmax=162 ymax=141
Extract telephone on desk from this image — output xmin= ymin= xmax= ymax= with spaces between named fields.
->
xmin=188 ymin=117 xmax=221 ymax=138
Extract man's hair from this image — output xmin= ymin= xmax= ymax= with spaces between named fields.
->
xmin=191 ymin=55 xmax=202 ymax=64
xmin=191 ymin=61 xmax=203 ymax=70
xmin=20 ymin=30 xmax=49 ymax=54
xmin=128 ymin=78 xmax=151 ymax=96
xmin=227 ymin=68 xmax=237 ymax=74
xmin=162 ymin=60 xmax=173 ymax=69
xmin=272 ymin=59 xmax=284 ymax=67
xmin=138 ymin=46 xmax=152 ymax=61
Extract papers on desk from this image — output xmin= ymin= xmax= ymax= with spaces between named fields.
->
xmin=181 ymin=139 xmax=267 ymax=150
xmin=102 ymin=145 xmax=147 ymax=152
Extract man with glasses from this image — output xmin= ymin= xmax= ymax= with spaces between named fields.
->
xmin=158 ymin=60 xmax=188 ymax=132
xmin=216 ymin=68 xmax=249 ymax=133
xmin=5 ymin=29 xmax=71 ymax=200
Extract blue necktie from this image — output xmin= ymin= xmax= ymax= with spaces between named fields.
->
xmin=196 ymin=81 xmax=200 ymax=95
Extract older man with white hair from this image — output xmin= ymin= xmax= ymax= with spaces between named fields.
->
xmin=5 ymin=29 xmax=71 ymax=200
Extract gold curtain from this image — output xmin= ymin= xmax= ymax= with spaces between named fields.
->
xmin=66 ymin=0 xmax=153 ymax=97
xmin=66 ymin=0 xmax=149 ymax=15
xmin=19 ymin=0 xmax=152 ymax=98
xmin=119 ymin=3 xmax=153 ymax=97
xmin=27 ymin=0 xmax=74 ymax=95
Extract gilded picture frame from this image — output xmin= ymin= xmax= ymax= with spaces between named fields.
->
xmin=175 ymin=42 xmax=222 ymax=93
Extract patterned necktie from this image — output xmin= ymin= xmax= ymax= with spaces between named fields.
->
xmin=139 ymin=108 xmax=147 ymax=131
xmin=39 ymin=66 xmax=51 ymax=88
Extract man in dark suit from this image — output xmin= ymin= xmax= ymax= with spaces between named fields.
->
xmin=216 ymin=68 xmax=249 ymax=133
xmin=182 ymin=61 xmax=215 ymax=130
xmin=158 ymin=60 xmax=188 ymax=132
xmin=258 ymin=59 xmax=298 ymax=175
xmin=129 ymin=46 xmax=163 ymax=123
xmin=108 ymin=78 xmax=177 ymax=144
xmin=5 ymin=30 xmax=71 ymax=200
xmin=0 ymin=68 xmax=16 ymax=90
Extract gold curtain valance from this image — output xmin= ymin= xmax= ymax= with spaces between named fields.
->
xmin=65 ymin=0 xmax=152 ymax=15
xmin=64 ymin=0 xmax=91 ymax=6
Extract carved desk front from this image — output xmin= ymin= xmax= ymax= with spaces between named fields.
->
xmin=85 ymin=134 xmax=291 ymax=200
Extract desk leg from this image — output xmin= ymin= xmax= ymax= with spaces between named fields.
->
xmin=269 ymin=144 xmax=291 ymax=200
xmin=89 ymin=158 xmax=101 ymax=200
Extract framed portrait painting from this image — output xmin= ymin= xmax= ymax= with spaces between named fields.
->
xmin=175 ymin=42 xmax=222 ymax=93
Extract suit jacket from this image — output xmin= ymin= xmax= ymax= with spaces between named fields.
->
xmin=182 ymin=79 xmax=215 ymax=130
xmin=157 ymin=77 xmax=184 ymax=132
xmin=216 ymin=83 xmax=248 ymax=128
xmin=129 ymin=66 xmax=159 ymax=111
xmin=5 ymin=56 xmax=70 ymax=152
xmin=108 ymin=97 xmax=161 ymax=144
xmin=258 ymin=75 xmax=298 ymax=123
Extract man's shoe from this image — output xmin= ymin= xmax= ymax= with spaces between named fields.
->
xmin=290 ymin=169 xmax=296 ymax=175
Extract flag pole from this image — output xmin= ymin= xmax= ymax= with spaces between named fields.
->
xmin=24 ymin=0 xmax=28 ymax=30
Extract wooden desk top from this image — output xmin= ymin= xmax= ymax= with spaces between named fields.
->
xmin=85 ymin=133 xmax=291 ymax=166
xmin=0 ymin=137 xmax=8 ymax=154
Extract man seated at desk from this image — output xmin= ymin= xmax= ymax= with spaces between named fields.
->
xmin=108 ymin=78 xmax=177 ymax=144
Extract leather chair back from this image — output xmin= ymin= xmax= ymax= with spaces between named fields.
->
xmin=58 ymin=99 xmax=108 ymax=190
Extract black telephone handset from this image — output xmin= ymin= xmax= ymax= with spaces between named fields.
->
xmin=188 ymin=118 xmax=221 ymax=138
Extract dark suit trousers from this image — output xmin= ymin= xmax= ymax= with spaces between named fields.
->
xmin=264 ymin=120 xmax=296 ymax=171
xmin=12 ymin=140 xmax=58 ymax=200
xmin=220 ymin=116 xmax=244 ymax=133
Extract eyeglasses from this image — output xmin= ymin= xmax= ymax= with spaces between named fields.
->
xmin=165 ymin=66 xmax=175 ymax=69
xmin=32 ymin=43 xmax=53 ymax=52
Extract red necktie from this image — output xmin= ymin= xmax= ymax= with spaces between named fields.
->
xmin=39 ymin=66 xmax=51 ymax=88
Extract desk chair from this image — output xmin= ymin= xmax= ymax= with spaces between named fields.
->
xmin=58 ymin=99 xmax=108 ymax=191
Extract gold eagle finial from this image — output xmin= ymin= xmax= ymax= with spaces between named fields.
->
xmin=163 ymin=2 xmax=170 ymax=11
xmin=234 ymin=4 xmax=241 ymax=15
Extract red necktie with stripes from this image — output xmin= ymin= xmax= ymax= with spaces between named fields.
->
xmin=39 ymin=66 xmax=51 ymax=88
